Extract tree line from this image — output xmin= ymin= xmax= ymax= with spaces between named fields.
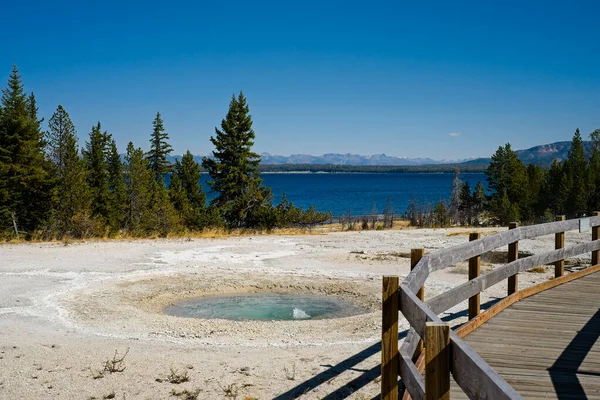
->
xmin=0 ymin=66 xmax=330 ymax=240
xmin=408 ymin=130 xmax=600 ymax=227
xmin=484 ymin=129 xmax=600 ymax=224
xmin=259 ymin=163 xmax=488 ymax=173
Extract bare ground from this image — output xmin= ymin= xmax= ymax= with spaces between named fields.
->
xmin=0 ymin=228 xmax=593 ymax=399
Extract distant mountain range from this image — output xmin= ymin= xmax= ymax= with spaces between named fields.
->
xmin=166 ymin=141 xmax=591 ymax=167
xmin=462 ymin=141 xmax=591 ymax=166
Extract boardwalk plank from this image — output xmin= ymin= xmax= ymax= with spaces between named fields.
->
xmin=460 ymin=272 xmax=600 ymax=399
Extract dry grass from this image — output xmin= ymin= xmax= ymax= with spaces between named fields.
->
xmin=446 ymin=230 xmax=499 ymax=237
xmin=527 ymin=266 xmax=547 ymax=273
xmin=450 ymin=262 xmax=494 ymax=274
xmin=167 ymin=367 xmax=189 ymax=384
xmin=170 ymin=388 xmax=202 ymax=399
xmin=92 ymin=348 xmax=129 ymax=379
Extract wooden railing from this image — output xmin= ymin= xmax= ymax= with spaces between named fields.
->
xmin=381 ymin=213 xmax=600 ymax=400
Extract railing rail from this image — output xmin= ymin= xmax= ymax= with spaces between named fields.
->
xmin=382 ymin=213 xmax=600 ymax=400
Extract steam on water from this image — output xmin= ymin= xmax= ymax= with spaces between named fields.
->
xmin=163 ymin=293 xmax=366 ymax=321
xmin=293 ymin=307 xmax=311 ymax=319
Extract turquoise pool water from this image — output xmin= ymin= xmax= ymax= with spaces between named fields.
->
xmin=163 ymin=293 xmax=365 ymax=321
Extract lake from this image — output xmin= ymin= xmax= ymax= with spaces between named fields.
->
xmin=199 ymin=172 xmax=487 ymax=217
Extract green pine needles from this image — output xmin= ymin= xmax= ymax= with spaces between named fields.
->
xmin=0 ymin=67 xmax=330 ymax=240
xmin=202 ymin=92 xmax=273 ymax=228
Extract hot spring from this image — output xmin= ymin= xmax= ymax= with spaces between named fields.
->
xmin=163 ymin=293 xmax=366 ymax=321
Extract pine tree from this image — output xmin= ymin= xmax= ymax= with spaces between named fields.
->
xmin=591 ymin=129 xmax=600 ymax=153
xmin=124 ymin=142 xmax=151 ymax=233
xmin=107 ymin=139 xmax=127 ymax=233
xmin=147 ymin=178 xmax=180 ymax=236
xmin=146 ymin=112 xmax=173 ymax=181
xmin=46 ymin=105 xmax=76 ymax=172
xmin=459 ymin=181 xmax=472 ymax=225
xmin=0 ymin=65 xmax=53 ymax=237
xmin=448 ymin=169 xmax=463 ymax=225
xmin=46 ymin=105 xmax=90 ymax=236
xmin=525 ymin=164 xmax=545 ymax=220
xmin=542 ymin=160 xmax=569 ymax=216
xmin=124 ymin=142 xmax=178 ymax=235
xmin=383 ymin=197 xmax=394 ymax=228
xmin=83 ymin=122 xmax=111 ymax=224
xmin=588 ymin=129 xmax=600 ymax=212
xmin=202 ymin=92 xmax=272 ymax=228
xmin=486 ymin=143 xmax=528 ymax=223
xmin=169 ymin=151 xmax=207 ymax=229
xmin=472 ymin=181 xmax=487 ymax=225
xmin=564 ymin=129 xmax=588 ymax=216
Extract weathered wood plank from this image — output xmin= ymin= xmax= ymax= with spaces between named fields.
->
xmin=427 ymin=243 xmax=600 ymax=315
xmin=593 ymin=212 xmax=600 ymax=266
xmin=454 ymin=263 xmax=600 ymax=338
xmin=554 ymin=215 xmax=565 ymax=277
xmin=507 ymin=222 xmax=519 ymax=295
xmin=411 ymin=249 xmax=425 ymax=360
xmin=468 ymin=232 xmax=481 ymax=320
xmin=459 ymin=272 xmax=600 ymax=400
xmin=450 ymin=332 xmax=523 ymax=400
xmin=382 ymin=276 xmax=399 ymax=400
xmin=399 ymin=349 xmax=425 ymax=400
xmin=399 ymin=217 xmax=600 ymax=400
xmin=399 ymin=285 xmax=444 ymax=339
xmin=425 ymin=323 xmax=450 ymax=400
xmin=403 ymin=216 xmax=600 ymax=295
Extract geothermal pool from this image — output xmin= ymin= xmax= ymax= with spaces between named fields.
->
xmin=163 ymin=293 xmax=367 ymax=321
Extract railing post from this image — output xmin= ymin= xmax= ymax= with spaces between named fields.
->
xmin=411 ymin=248 xmax=425 ymax=360
xmin=593 ymin=212 xmax=600 ymax=267
xmin=507 ymin=222 xmax=519 ymax=295
xmin=555 ymin=215 xmax=566 ymax=277
xmin=468 ymin=233 xmax=481 ymax=320
xmin=381 ymin=276 xmax=399 ymax=400
xmin=425 ymin=322 xmax=450 ymax=400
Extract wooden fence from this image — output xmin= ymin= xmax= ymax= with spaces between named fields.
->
xmin=381 ymin=212 xmax=600 ymax=400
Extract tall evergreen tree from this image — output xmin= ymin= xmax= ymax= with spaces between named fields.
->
xmin=0 ymin=65 xmax=53 ymax=237
xmin=459 ymin=181 xmax=472 ymax=225
xmin=543 ymin=160 xmax=569 ymax=216
xmin=588 ymin=129 xmax=600 ymax=212
xmin=83 ymin=122 xmax=111 ymax=223
xmin=525 ymin=164 xmax=545 ymax=220
xmin=46 ymin=105 xmax=90 ymax=236
xmin=124 ymin=142 xmax=151 ymax=233
xmin=147 ymin=178 xmax=180 ymax=236
xmin=448 ymin=169 xmax=463 ymax=224
xmin=565 ymin=129 xmax=587 ymax=216
xmin=146 ymin=112 xmax=173 ymax=180
xmin=46 ymin=105 xmax=76 ymax=171
xmin=202 ymin=92 xmax=272 ymax=228
xmin=107 ymin=139 xmax=127 ymax=232
xmin=472 ymin=181 xmax=487 ymax=224
xmin=169 ymin=150 xmax=207 ymax=229
xmin=486 ymin=143 xmax=528 ymax=223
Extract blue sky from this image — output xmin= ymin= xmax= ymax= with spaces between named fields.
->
xmin=2 ymin=0 xmax=599 ymax=159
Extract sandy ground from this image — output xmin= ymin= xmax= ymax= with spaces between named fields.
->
xmin=0 ymin=228 xmax=594 ymax=400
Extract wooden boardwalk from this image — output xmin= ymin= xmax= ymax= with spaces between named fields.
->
xmin=452 ymin=271 xmax=600 ymax=399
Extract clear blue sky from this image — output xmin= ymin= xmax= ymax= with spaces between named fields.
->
xmin=2 ymin=0 xmax=599 ymax=160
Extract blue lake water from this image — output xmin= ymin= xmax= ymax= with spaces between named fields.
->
xmin=197 ymin=172 xmax=487 ymax=217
